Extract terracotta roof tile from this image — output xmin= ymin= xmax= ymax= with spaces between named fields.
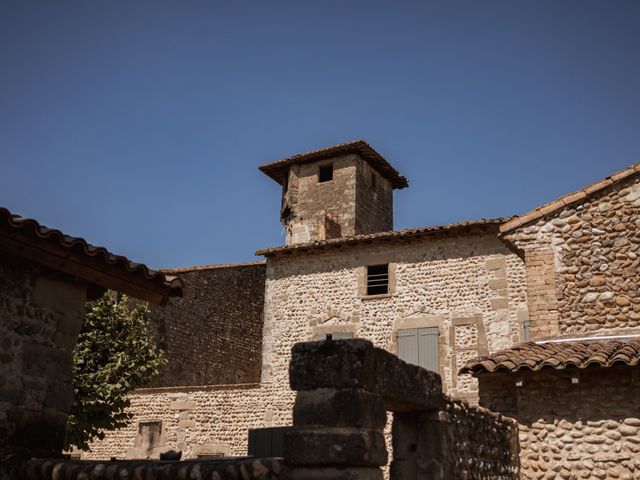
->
xmin=0 ymin=207 xmax=182 ymax=304
xmin=459 ymin=340 xmax=640 ymax=375
xmin=259 ymin=139 xmax=409 ymax=189
xmin=256 ymin=218 xmax=506 ymax=257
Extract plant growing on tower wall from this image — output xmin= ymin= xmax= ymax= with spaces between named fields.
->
xmin=66 ymin=292 xmax=166 ymax=451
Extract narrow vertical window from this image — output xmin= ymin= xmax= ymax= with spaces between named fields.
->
xmin=366 ymin=264 xmax=389 ymax=295
xmin=319 ymin=164 xmax=333 ymax=183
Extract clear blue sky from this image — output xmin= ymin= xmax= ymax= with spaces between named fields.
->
xmin=1 ymin=1 xmax=639 ymax=268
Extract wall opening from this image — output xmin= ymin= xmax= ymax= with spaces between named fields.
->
xmin=318 ymin=164 xmax=333 ymax=183
xmin=366 ymin=264 xmax=389 ymax=295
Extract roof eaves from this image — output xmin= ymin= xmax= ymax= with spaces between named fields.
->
xmin=0 ymin=207 xmax=182 ymax=304
xmin=259 ymin=140 xmax=409 ymax=189
xmin=256 ymin=218 xmax=506 ymax=257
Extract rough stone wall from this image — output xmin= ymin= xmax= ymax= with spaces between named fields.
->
xmin=89 ymin=231 xmax=527 ymax=460
xmin=436 ymin=398 xmax=519 ymax=479
xmin=503 ymin=173 xmax=640 ymax=338
xmin=85 ymin=384 xmax=292 ymax=460
xmin=148 ymin=263 xmax=266 ymax=387
xmin=355 ymin=157 xmax=393 ymax=235
xmin=282 ymin=154 xmax=358 ymax=244
xmin=0 ymin=252 xmax=87 ymax=458
xmin=479 ymin=367 xmax=640 ymax=480
xmin=262 ymin=232 xmax=528 ymax=402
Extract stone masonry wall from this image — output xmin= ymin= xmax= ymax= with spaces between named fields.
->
xmin=437 ymin=398 xmax=519 ymax=479
xmin=0 ymin=252 xmax=87 ymax=458
xmin=147 ymin=263 xmax=266 ymax=387
xmin=503 ymin=173 xmax=640 ymax=338
xmin=282 ymin=154 xmax=358 ymax=244
xmin=355 ymin=157 xmax=393 ymax=235
xmin=89 ymin=231 xmax=528 ymax=460
xmin=479 ymin=367 xmax=640 ymax=480
xmin=262 ymin=231 xmax=528 ymax=402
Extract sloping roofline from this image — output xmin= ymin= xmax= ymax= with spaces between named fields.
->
xmin=256 ymin=218 xmax=506 ymax=257
xmin=460 ymin=340 xmax=640 ymax=375
xmin=0 ymin=207 xmax=182 ymax=305
xmin=501 ymin=162 xmax=640 ymax=234
xmin=259 ymin=140 xmax=409 ymax=189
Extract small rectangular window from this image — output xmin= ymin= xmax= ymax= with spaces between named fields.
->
xmin=319 ymin=164 xmax=333 ymax=183
xmin=367 ymin=264 xmax=389 ymax=296
xmin=314 ymin=332 xmax=353 ymax=341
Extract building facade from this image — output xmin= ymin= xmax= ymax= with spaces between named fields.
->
xmin=90 ymin=141 xmax=640 ymax=480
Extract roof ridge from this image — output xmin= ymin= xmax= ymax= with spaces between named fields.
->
xmin=259 ymin=140 xmax=409 ymax=189
xmin=256 ymin=218 xmax=507 ymax=257
xmin=160 ymin=260 xmax=266 ymax=273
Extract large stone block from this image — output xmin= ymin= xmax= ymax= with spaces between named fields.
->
xmin=293 ymin=389 xmax=386 ymax=429
xmin=289 ymin=340 xmax=443 ymax=412
xmin=285 ymin=467 xmax=383 ymax=480
xmin=284 ymin=427 xmax=387 ymax=467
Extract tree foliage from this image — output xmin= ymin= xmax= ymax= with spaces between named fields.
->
xmin=66 ymin=293 xmax=166 ymax=451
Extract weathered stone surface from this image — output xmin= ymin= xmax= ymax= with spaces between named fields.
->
xmin=1 ymin=458 xmax=284 ymax=480
xmin=284 ymin=467 xmax=382 ymax=480
xmin=284 ymin=428 xmax=387 ymax=467
xmin=479 ymin=367 xmax=640 ymax=480
xmin=504 ymin=173 xmax=640 ymax=337
xmin=0 ymin=253 xmax=87 ymax=459
xmin=293 ymin=389 xmax=386 ymax=429
xmin=289 ymin=339 xmax=443 ymax=411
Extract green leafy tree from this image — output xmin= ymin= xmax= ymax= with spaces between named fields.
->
xmin=66 ymin=293 xmax=166 ymax=451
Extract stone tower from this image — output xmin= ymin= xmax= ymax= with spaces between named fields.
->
xmin=259 ymin=140 xmax=408 ymax=245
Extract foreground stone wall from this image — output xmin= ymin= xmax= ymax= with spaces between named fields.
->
xmin=0 ymin=252 xmax=87 ymax=458
xmin=503 ymin=173 xmax=640 ymax=338
xmin=148 ymin=262 xmax=266 ymax=387
xmin=285 ymin=339 xmax=519 ymax=480
xmin=478 ymin=367 xmax=640 ymax=480
xmin=429 ymin=398 xmax=520 ymax=479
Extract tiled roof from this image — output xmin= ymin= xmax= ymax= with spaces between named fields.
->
xmin=0 ymin=207 xmax=182 ymax=304
xmin=501 ymin=162 xmax=640 ymax=234
xmin=256 ymin=218 xmax=506 ymax=257
xmin=459 ymin=340 xmax=640 ymax=375
xmin=259 ymin=140 xmax=409 ymax=189
xmin=161 ymin=260 xmax=265 ymax=273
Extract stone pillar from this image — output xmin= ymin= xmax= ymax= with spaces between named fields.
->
xmin=284 ymin=340 xmax=390 ymax=480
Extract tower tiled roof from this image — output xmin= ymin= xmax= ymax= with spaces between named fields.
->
xmin=259 ymin=140 xmax=409 ymax=189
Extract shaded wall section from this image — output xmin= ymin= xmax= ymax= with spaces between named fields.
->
xmin=478 ymin=367 xmax=640 ymax=479
xmin=0 ymin=252 xmax=87 ymax=458
xmin=148 ymin=262 xmax=266 ymax=387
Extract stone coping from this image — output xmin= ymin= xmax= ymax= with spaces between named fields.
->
xmin=1 ymin=457 xmax=283 ymax=480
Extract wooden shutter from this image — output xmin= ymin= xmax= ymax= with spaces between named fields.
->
xmin=418 ymin=327 xmax=440 ymax=373
xmin=397 ymin=328 xmax=419 ymax=366
xmin=397 ymin=327 xmax=439 ymax=373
